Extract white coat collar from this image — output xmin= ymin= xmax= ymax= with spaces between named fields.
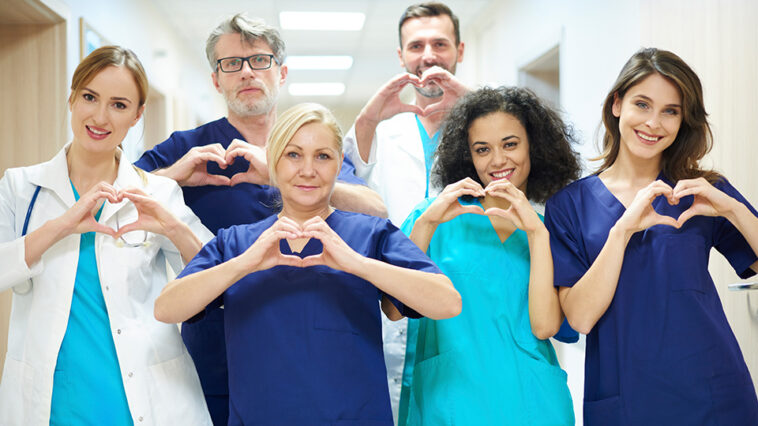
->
xmin=27 ymin=142 xmax=150 ymax=223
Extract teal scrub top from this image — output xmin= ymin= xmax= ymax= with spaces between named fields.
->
xmin=50 ymin=183 xmax=132 ymax=425
xmin=399 ymin=197 xmax=574 ymax=426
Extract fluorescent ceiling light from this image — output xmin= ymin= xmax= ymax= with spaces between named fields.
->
xmin=288 ymin=83 xmax=346 ymax=96
xmin=280 ymin=11 xmax=365 ymax=31
xmin=287 ymin=56 xmax=354 ymax=70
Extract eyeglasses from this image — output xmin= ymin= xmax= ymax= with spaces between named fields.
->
xmin=115 ymin=210 xmax=150 ymax=248
xmin=216 ymin=54 xmax=278 ymax=72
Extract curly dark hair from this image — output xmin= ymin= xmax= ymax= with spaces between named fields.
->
xmin=434 ymin=86 xmax=582 ymax=203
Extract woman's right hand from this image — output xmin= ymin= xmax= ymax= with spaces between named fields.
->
xmin=237 ymin=216 xmax=305 ymax=273
xmin=58 ymin=182 xmax=120 ymax=237
xmin=419 ymin=178 xmax=486 ymax=225
xmin=615 ymin=180 xmax=679 ymax=237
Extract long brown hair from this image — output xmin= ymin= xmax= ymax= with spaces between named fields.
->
xmin=596 ymin=48 xmax=719 ymax=182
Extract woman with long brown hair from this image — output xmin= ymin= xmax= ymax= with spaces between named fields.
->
xmin=545 ymin=48 xmax=758 ymax=425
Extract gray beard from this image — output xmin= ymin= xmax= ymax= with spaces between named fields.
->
xmin=225 ymin=86 xmax=278 ymax=117
xmin=414 ymin=83 xmax=444 ymax=98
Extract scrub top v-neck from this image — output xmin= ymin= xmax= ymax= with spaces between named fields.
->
xmin=178 ymin=210 xmax=441 ymax=425
xmin=545 ymin=174 xmax=758 ymax=425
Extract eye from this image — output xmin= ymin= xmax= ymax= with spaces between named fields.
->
xmin=504 ymin=141 xmax=518 ymax=149
xmin=474 ymin=147 xmax=489 ymax=154
xmin=286 ymin=151 xmax=299 ymax=159
xmin=635 ymin=101 xmax=649 ymax=110
xmin=409 ymin=43 xmax=422 ymax=50
xmin=253 ymin=55 xmax=267 ymax=64
xmin=317 ymin=152 xmax=331 ymax=160
xmin=113 ymin=102 xmax=127 ymax=110
xmin=663 ymin=108 xmax=679 ymax=116
xmin=83 ymin=93 xmax=95 ymax=102
xmin=434 ymin=41 xmax=447 ymax=48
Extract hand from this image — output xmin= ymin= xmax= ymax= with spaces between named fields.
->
xmin=616 ymin=180 xmax=679 ymax=235
xmin=59 ymin=182 xmax=120 ymax=237
xmin=238 ymin=216 xmax=306 ymax=272
xmin=224 ymin=139 xmax=269 ymax=186
xmin=299 ymin=216 xmax=364 ymax=273
xmin=113 ymin=187 xmax=179 ymax=238
xmin=359 ymin=73 xmax=425 ymax=125
xmin=161 ymin=143 xmax=230 ymax=187
xmin=420 ymin=178 xmax=485 ymax=225
xmin=673 ymin=177 xmax=741 ymax=226
xmin=482 ymin=180 xmax=544 ymax=233
xmin=417 ymin=66 xmax=469 ymax=116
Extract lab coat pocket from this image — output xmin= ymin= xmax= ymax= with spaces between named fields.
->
xmin=0 ymin=357 xmax=33 ymax=424
xmin=148 ymin=353 xmax=209 ymax=426
xmin=583 ymin=395 xmax=621 ymax=426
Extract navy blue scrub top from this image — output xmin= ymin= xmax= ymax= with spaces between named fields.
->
xmin=545 ymin=174 xmax=758 ymax=426
xmin=134 ymin=117 xmax=366 ymax=425
xmin=179 ymin=210 xmax=439 ymax=425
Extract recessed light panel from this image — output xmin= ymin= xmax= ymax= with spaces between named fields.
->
xmin=287 ymin=56 xmax=354 ymax=70
xmin=288 ymin=83 xmax=346 ymax=96
xmin=280 ymin=11 xmax=365 ymax=31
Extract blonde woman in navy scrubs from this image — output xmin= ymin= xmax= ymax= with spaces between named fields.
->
xmin=155 ymin=103 xmax=461 ymax=425
xmin=0 ymin=46 xmax=212 ymax=425
xmin=545 ymin=48 xmax=758 ymax=425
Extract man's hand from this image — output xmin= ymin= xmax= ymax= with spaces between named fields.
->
xmin=156 ymin=143 xmax=231 ymax=187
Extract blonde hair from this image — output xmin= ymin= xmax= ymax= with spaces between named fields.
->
xmin=267 ymin=103 xmax=343 ymax=186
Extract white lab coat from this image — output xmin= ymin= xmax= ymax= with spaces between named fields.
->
xmin=343 ymin=112 xmax=441 ymax=421
xmin=0 ymin=144 xmax=213 ymax=426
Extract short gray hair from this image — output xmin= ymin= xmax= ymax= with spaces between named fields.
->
xmin=205 ymin=13 xmax=286 ymax=70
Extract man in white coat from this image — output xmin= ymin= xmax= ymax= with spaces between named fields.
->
xmin=342 ymin=2 xmax=469 ymax=421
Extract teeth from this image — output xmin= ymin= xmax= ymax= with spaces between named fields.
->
xmin=492 ymin=170 xmax=512 ymax=178
xmin=87 ymin=126 xmax=108 ymax=135
xmin=637 ymin=131 xmax=659 ymax=142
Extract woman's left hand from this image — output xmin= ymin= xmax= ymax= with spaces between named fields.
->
xmin=300 ymin=216 xmax=364 ymax=273
xmin=673 ymin=178 xmax=740 ymax=226
xmin=483 ymin=180 xmax=544 ymax=234
xmin=114 ymin=187 xmax=177 ymax=238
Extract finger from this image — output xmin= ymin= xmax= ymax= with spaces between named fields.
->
xmin=114 ymin=221 xmax=143 ymax=238
xmin=300 ymin=253 xmax=325 ymax=268
xmin=302 ymin=216 xmax=328 ymax=228
xmin=458 ymin=205 xmax=486 ymax=215
xmin=204 ymin=174 xmax=232 ymax=186
xmin=483 ymin=207 xmax=513 ymax=220
xmin=277 ymin=254 xmax=305 ymax=268
xmin=195 ymin=151 xmax=228 ymax=167
xmin=92 ymin=223 xmax=117 ymax=237
xmin=651 ymin=213 xmax=680 ymax=228
xmin=676 ymin=209 xmax=697 ymax=227
xmin=450 ymin=187 xmax=486 ymax=201
xmin=486 ymin=189 xmax=518 ymax=204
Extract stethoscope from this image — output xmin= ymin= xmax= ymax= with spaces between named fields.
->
xmin=14 ymin=185 xmax=42 ymax=295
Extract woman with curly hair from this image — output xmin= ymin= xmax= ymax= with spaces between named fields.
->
xmin=545 ymin=48 xmax=758 ymax=425
xmin=399 ymin=86 xmax=581 ymax=425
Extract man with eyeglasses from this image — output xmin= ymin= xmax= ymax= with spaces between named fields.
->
xmin=134 ymin=13 xmax=386 ymax=426
xmin=342 ymin=2 xmax=469 ymax=422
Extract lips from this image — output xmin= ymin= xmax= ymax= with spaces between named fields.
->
xmin=635 ymin=130 xmax=663 ymax=145
xmin=294 ymin=185 xmax=319 ymax=192
xmin=86 ymin=125 xmax=111 ymax=140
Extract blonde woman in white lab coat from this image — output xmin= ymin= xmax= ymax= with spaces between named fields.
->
xmin=0 ymin=46 xmax=213 ymax=426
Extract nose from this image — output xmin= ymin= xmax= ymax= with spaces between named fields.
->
xmin=93 ymin=103 xmax=108 ymax=124
xmin=645 ymin=113 xmax=662 ymax=130
xmin=299 ymin=156 xmax=316 ymax=177
xmin=239 ymin=59 xmax=255 ymax=78
xmin=422 ymin=44 xmax=436 ymax=63
xmin=492 ymin=147 xmax=508 ymax=167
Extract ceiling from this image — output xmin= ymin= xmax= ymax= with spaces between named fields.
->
xmin=150 ymin=0 xmax=492 ymax=112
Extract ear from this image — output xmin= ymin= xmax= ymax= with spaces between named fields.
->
xmin=456 ymin=42 xmax=465 ymax=63
xmin=397 ymin=46 xmax=405 ymax=69
xmin=611 ymin=93 xmax=622 ymax=118
xmin=211 ymin=71 xmax=222 ymax=94
xmin=279 ymin=64 xmax=288 ymax=87
xmin=131 ymin=104 xmax=146 ymax=127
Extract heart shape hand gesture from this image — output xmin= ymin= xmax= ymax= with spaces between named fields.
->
xmin=162 ymin=140 xmax=269 ymax=187
xmin=239 ymin=215 xmax=363 ymax=274
xmin=616 ymin=180 xmax=680 ymax=234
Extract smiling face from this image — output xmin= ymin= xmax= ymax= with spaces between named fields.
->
xmin=69 ymin=65 xmax=144 ymax=155
xmin=275 ymin=122 xmax=343 ymax=212
xmin=612 ymin=73 xmax=683 ymax=165
xmin=211 ymin=34 xmax=287 ymax=118
xmin=398 ymin=15 xmax=463 ymax=98
xmin=468 ymin=111 xmax=531 ymax=191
